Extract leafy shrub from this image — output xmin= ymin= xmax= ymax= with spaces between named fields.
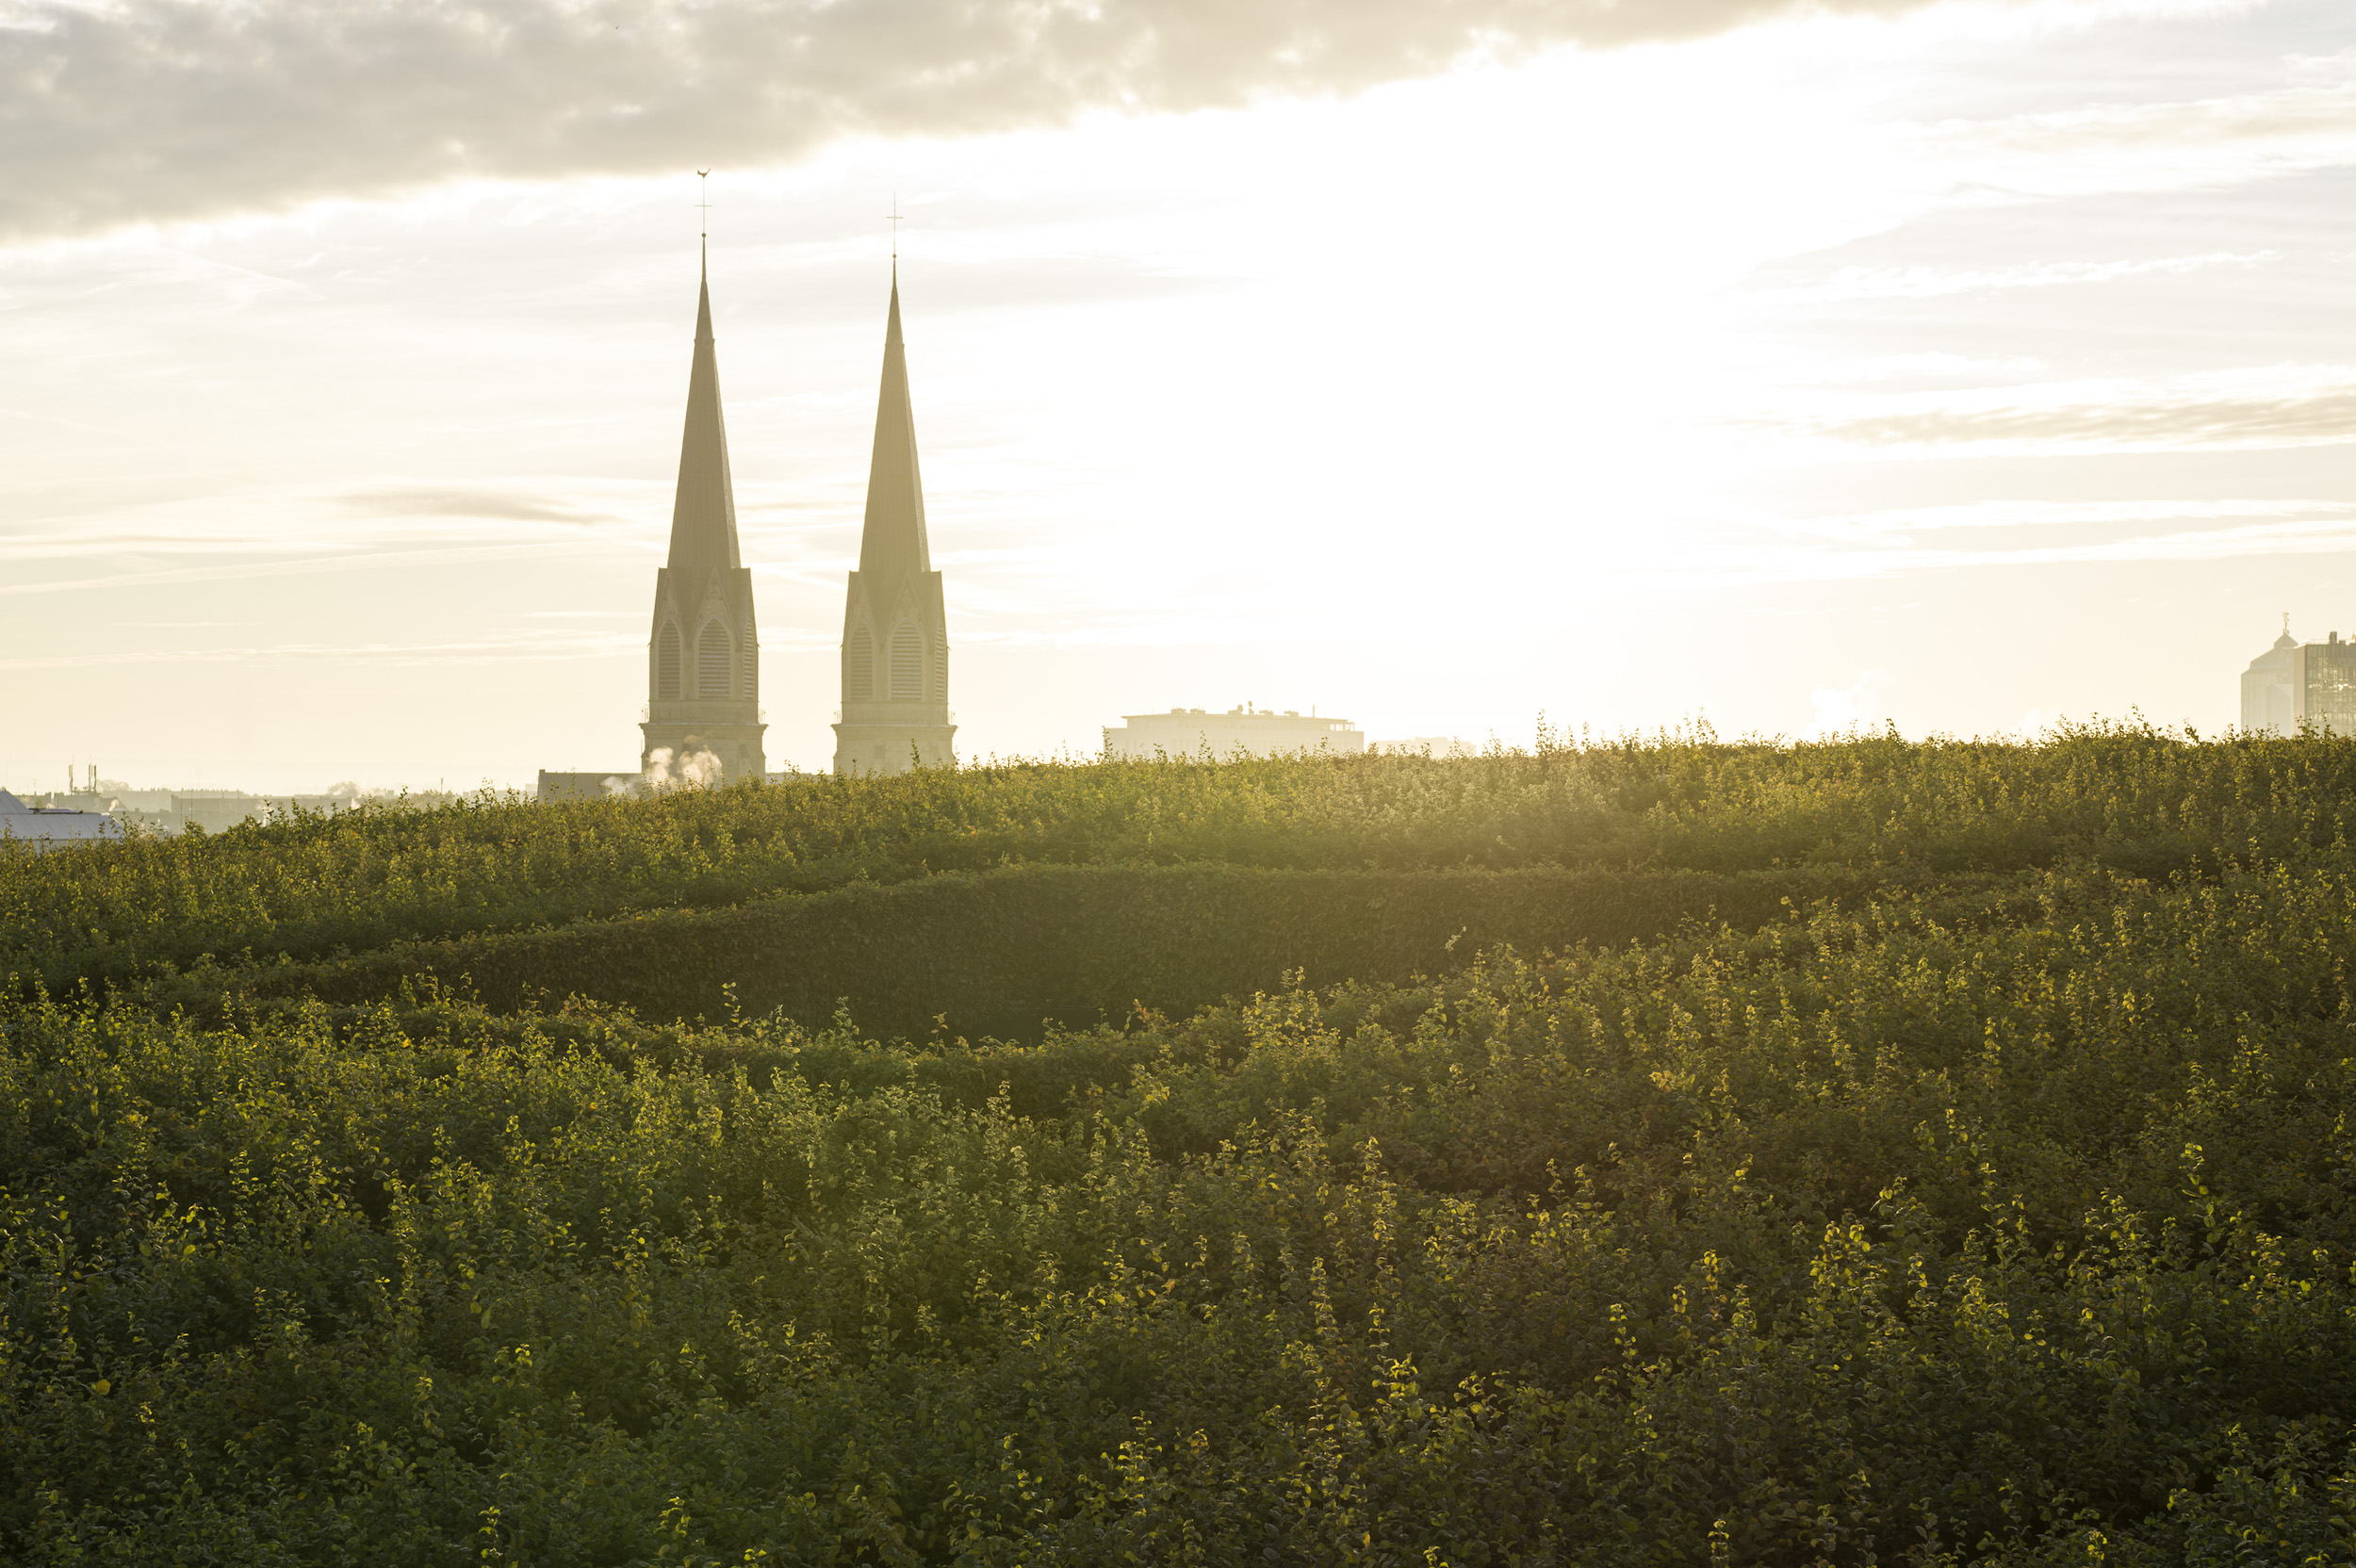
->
xmin=6 ymin=731 xmax=2353 ymax=1562
xmin=145 ymin=861 xmax=1963 ymax=1039
xmin=12 ymin=720 xmax=2356 ymax=998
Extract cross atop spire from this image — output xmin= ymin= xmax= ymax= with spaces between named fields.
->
xmin=696 ymin=170 xmax=712 ymax=266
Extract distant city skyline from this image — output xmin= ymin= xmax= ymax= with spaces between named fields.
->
xmin=3 ymin=0 xmax=2352 ymax=792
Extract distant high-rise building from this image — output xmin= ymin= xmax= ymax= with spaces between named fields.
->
xmin=2241 ymin=617 xmax=2298 ymax=734
xmin=642 ymin=252 xmax=766 ymax=786
xmin=2289 ymin=636 xmax=2356 ymax=736
xmin=2240 ymin=617 xmax=2356 ymax=736
xmin=833 ymin=270 xmax=955 ymax=776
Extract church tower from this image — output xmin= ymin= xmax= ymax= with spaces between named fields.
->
xmin=832 ymin=270 xmax=955 ymax=776
xmin=641 ymin=253 xmax=766 ymax=786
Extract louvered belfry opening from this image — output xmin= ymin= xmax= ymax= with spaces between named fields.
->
xmin=931 ymin=626 xmax=948 ymax=703
xmin=697 ymin=623 xmax=733 ymax=698
xmin=844 ymin=627 xmax=875 ymax=703
xmin=890 ymin=622 xmax=924 ymax=700
xmin=657 ymin=625 xmax=682 ymax=700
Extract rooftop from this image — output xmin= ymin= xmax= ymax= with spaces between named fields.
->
xmin=1118 ymin=706 xmax=1356 ymax=725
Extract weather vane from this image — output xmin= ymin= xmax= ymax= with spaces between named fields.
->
xmin=888 ymin=195 xmax=902 ymax=261
xmin=696 ymin=171 xmax=712 ymax=244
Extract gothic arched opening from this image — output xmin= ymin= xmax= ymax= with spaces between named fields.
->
xmin=845 ymin=626 xmax=874 ymax=704
xmin=657 ymin=624 xmax=682 ymax=701
xmin=698 ymin=623 xmax=733 ymax=698
xmin=890 ymin=621 xmax=923 ymax=701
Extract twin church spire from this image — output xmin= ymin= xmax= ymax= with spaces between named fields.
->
xmin=832 ymin=269 xmax=956 ymax=776
xmin=640 ymin=251 xmax=765 ymax=784
xmin=640 ymin=248 xmax=953 ymax=784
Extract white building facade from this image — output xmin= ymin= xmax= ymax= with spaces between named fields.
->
xmin=0 ymin=789 xmax=122 ymax=851
xmin=2241 ymin=619 xmax=2299 ymax=735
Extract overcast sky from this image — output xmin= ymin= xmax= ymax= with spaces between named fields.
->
xmin=4 ymin=0 xmax=2352 ymax=790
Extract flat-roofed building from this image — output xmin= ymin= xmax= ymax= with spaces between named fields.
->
xmin=1104 ymin=705 xmax=1364 ymax=760
xmin=171 ymin=791 xmax=262 ymax=835
xmin=1370 ymin=735 xmax=1476 ymax=757
xmin=538 ymin=771 xmax=637 ymax=803
xmin=168 ymin=792 xmax=351 ymax=833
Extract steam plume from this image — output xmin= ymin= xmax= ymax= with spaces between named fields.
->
xmin=640 ymin=744 xmax=723 ymax=793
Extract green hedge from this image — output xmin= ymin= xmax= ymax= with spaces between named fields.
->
xmin=23 ymin=720 xmax=2336 ymax=997
xmin=10 ymin=856 xmax=2350 ymax=1563
xmin=148 ymin=861 xmax=1949 ymax=1038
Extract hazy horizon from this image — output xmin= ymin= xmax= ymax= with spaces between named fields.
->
xmin=5 ymin=0 xmax=2353 ymax=794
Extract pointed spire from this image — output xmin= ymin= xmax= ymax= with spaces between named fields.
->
xmin=664 ymin=259 xmax=741 ymax=597
xmin=856 ymin=270 xmax=931 ymax=588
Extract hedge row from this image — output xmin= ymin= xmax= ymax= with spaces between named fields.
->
xmin=25 ymin=721 xmax=2329 ymax=997
xmin=141 ymin=861 xmax=1977 ymax=1039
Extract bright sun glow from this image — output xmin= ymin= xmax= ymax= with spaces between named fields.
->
xmin=2 ymin=0 xmax=2351 ymax=787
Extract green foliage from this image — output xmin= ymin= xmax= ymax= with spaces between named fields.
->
xmin=149 ymin=862 xmax=1953 ymax=1041
xmin=4 ymin=728 xmax=2355 ymax=1562
xmin=11 ymin=719 xmax=2356 ymax=1001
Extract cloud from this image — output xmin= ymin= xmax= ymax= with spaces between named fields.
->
xmin=1710 ymin=514 xmax=2356 ymax=589
xmin=0 ymin=540 xmax=586 ymax=596
xmin=1774 ymin=366 xmax=2356 ymax=453
xmin=1783 ymin=498 xmax=2356 ymax=538
xmin=1775 ymin=250 xmax=2277 ymax=303
xmin=1914 ymin=79 xmax=2356 ymax=197
xmin=1822 ymin=389 xmax=2356 ymax=449
xmin=338 ymin=487 xmax=613 ymax=525
xmin=1629 ymin=496 xmax=2356 ymax=592
xmin=0 ymin=626 xmax=644 ymax=670
xmin=1869 ymin=516 xmax=2356 ymax=573
xmin=1 ymin=0 xmax=1958 ymax=242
